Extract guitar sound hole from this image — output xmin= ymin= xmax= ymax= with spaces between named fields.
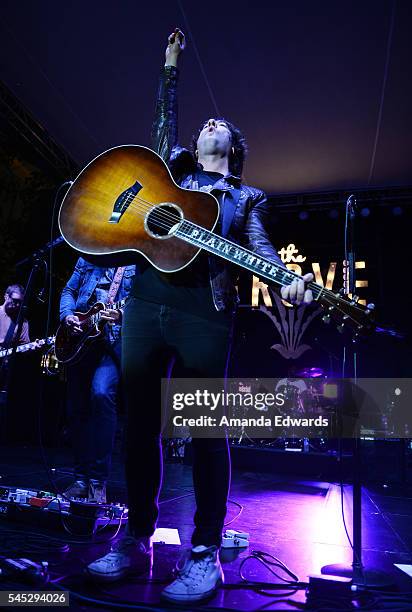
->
xmin=145 ymin=204 xmax=182 ymax=238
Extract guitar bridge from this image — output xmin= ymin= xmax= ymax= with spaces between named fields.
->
xmin=109 ymin=180 xmax=142 ymax=223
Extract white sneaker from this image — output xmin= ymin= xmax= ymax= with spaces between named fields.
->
xmin=86 ymin=535 xmax=152 ymax=582
xmin=161 ymin=545 xmax=224 ymax=603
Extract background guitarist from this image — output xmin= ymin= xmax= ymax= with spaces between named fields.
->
xmin=59 ymin=257 xmax=135 ymax=503
xmin=0 ymin=284 xmax=31 ymax=410
xmin=0 ymin=284 xmax=30 ymax=348
xmin=87 ymin=29 xmax=314 ymax=601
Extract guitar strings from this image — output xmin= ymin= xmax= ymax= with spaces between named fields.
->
xmin=101 ymin=190 xmax=304 ymax=284
xmin=115 ymin=194 xmax=368 ymax=319
xmin=110 ymin=191 xmax=369 ymax=321
xmin=115 ymin=191 xmax=352 ymax=295
xmin=124 ymin=195 xmax=367 ymax=307
xmin=89 ymin=189 xmax=368 ymax=327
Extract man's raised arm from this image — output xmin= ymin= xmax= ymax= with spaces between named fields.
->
xmin=150 ymin=28 xmax=186 ymax=161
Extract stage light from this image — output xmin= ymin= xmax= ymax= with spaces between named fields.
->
xmin=392 ymin=206 xmax=403 ymax=216
xmin=298 ymin=211 xmax=309 ymax=221
xmin=360 ymin=207 xmax=370 ymax=217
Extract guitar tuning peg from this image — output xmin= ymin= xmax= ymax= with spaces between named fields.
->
xmin=322 ymin=314 xmax=331 ymax=324
xmin=365 ymin=303 xmax=375 ymax=315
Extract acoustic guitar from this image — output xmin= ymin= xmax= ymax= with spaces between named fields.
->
xmin=58 ymin=145 xmax=375 ymax=336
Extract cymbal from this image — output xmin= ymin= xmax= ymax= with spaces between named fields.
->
xmin=296 ymin=366 xmax=324 ymax=378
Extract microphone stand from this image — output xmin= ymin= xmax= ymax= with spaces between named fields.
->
xmin=0 ymin=255 xmax=45 ymax=439
xmin=16 ymin=236 xmax=65 ymax=269
xmin=0 ymin=233 xmax=66 ymax=419
xmin=321 ymin=195 xmax=393 ymax=588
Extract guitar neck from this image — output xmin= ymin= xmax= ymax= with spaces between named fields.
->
xmin=175 ymin=221 xmax=324 ymax=299
xmin=0 ymin=336 xmax=55 ymax=359
xmin=92 ymin=298 xmax=128 ymax=324
xmin=175 ymin=221 xmax=375 ymax=334
xmin=113 ymin=297 xmax=127 ymax=310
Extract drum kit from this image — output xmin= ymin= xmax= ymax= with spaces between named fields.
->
xmin=229 ymin=368 xmax=337 ymax=452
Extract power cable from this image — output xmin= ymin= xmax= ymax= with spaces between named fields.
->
xmin=46 ymin=181 xmax=72 ymax=338
xmin=177 ymin=0 xmax=221 ymax=118
xmin=367 ymin=0 xmax=396 ymax=185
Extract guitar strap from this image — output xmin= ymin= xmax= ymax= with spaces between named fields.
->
xmin=106 ymin=267 xmax=126 ymax=305
xmin=2 ymin=320 xmax=17 ymax=350
xmin=0 ymin=320 xmax=17 ymax=395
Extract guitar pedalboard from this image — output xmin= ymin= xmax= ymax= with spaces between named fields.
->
xmin=0 ymin=486 xmax=128 ymax=534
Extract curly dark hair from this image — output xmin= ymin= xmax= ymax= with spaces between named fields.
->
xmin=191 ymin=118 xmax=248 ymax=178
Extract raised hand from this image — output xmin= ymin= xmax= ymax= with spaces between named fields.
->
xmin=165 ymin=28 xmax=186 ymax=67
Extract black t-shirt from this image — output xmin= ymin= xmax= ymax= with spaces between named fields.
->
xmin=131 ymin=170 xmax=227 ymax=318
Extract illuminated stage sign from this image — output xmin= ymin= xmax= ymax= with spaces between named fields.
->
xmin=251 ymin=243 xmax=368 ymax=307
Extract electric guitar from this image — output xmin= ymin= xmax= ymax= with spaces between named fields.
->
xmin=0 ymin=336 xmax=55 ymax=361
xmin=54 ymin=298 xmax=126 ymax=364
xmin=58 ymin=145 xmax=376 ymax=336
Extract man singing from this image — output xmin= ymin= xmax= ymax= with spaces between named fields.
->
xmin=87 ymin=29 xmax=313 ymax=602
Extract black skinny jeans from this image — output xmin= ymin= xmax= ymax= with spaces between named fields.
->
xmin=66 ymin=339 xmax=121 ymax=482
xmin=122 ymin=297 xmax=233 ymax=547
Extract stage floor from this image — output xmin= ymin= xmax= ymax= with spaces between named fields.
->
xmin=1 ymin=445 xmax=412 ymax=610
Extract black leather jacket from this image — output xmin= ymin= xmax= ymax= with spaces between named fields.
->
xmin=151 ymin=65 xmax=283 ymax=311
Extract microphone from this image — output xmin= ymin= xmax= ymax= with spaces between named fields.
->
xmin=346 ymin=194 xmax=357 ymax=219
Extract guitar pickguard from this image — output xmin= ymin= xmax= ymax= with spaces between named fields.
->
xmin=109 ymin=180 xmax=142 ymax=223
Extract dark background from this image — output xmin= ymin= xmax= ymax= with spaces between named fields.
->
xmin=0 ymin=0 xmax=411 ymax=192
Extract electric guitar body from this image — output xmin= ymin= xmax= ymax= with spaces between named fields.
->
xmin=54 ymin=298 xmax=126 ymax=364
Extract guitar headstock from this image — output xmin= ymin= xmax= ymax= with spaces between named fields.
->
xmin=318 ymin=289 xmax=376 ymax=336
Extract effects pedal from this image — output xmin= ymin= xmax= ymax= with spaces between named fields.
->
xmin=0 ymin=484 xmax=128 ymax=534
xmin=222 ymin=529 xmax=249 ymax=548
xmin=0 ymin=558 xmax=49 ymax=585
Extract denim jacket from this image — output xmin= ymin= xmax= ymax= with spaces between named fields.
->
xmin=60 ymin=258 xmax=136 ymax=340
xmin=151 ymin=66 xmax=284 ymax=311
